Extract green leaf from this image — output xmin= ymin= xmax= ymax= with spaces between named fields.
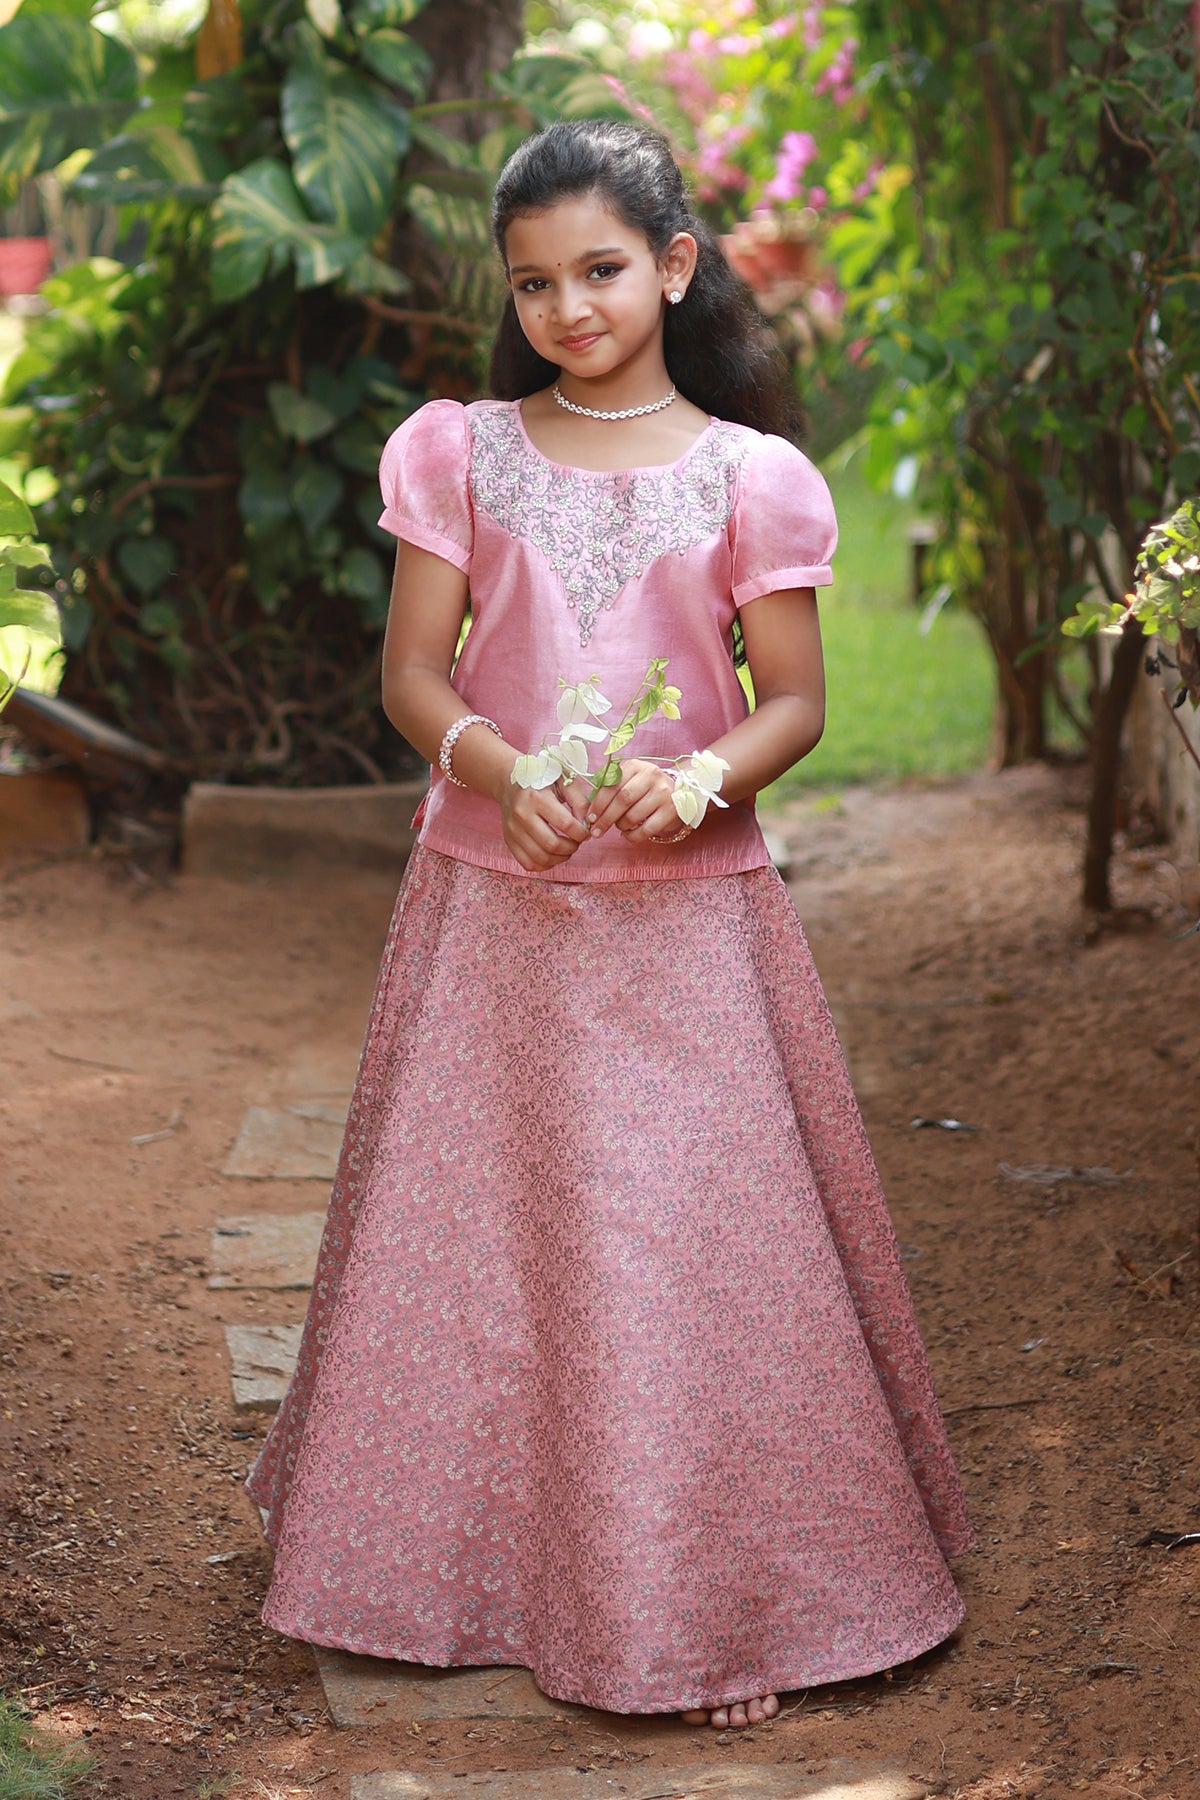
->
xmin=0 ymin=478 xmax=35 ymax=535
xmin=138 ymin=596 xmax=181 ymax=636
xmin=1170 ymin=449 xmax=1200 ymax=489
xmin=281 ymin=36 xmax=409 ymax=237
xmin=117 ymin=534 xmax=174 ymax=596
xmin=1046 ymin=493 xmax=1081 ymax=528
xmin=0 ymin=587 xmax=59 ymax=636
xmin=332 ymin=414 xmax=388 ymax=473
xmin=358 ymin=29 xmax=431 ymax=98
xmin=337 ymin=544 xmax=387 ymax=617
xmin=239 ymin=461 xmax=295 ymax=539
xmin=71 ymin=123 xmax=219 ymax=206
xmin=488 ymin=55 xmax=634 ymax=126
xmin=306 ymin=0 xmax=343 ymax=37
xmin=211 ymin=159 xmax=361 ymax=301
xmin=307 ymin=362 xmax=370 ymax=422
xmin=291 ymin=459 xmax=344 ymax=537
xmin=351 ymin=0 xmax=430 ymax=26
xmin=267 ymin=381 xmax=339 ymax=444
xmin=0 ymin=16 xmax=138 ymax=180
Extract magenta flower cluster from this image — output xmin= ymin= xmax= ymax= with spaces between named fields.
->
xmin=813 ymin=34 xmax=856 ymax=105
xmin=764 ymin=128 xmax=818 ymax=203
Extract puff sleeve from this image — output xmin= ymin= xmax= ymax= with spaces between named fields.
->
xmin=729 ymin=433 xmax=837 ymax=607
xmin=377 ymin=398 xmax=473 ymax=573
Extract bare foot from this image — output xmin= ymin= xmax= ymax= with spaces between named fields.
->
xmin=680 ymin=1693 xmax=779 ymax=1729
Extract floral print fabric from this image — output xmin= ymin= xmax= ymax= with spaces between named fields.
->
xmin=248 ymin=849 xmax=973 ymax=1714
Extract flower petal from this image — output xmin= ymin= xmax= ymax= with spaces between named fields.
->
xmin=672 ymin=782 xmax=703 ymax=827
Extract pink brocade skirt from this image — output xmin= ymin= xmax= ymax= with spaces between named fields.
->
xmin=246 ymin=847 xmax=974 ymax=1714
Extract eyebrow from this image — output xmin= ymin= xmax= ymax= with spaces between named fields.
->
xmin=507 ymin=246 xmax=628 ymax=276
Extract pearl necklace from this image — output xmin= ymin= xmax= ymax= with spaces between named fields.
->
xmin=552 ymin=383 xmax=676 ymax=422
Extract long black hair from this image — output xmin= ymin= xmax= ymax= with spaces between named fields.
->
xmin=488 ymin=119 xmax=798 ymax=439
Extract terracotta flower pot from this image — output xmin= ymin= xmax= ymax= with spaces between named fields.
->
xmin=0 ymin=237 xmax=52 ymax=298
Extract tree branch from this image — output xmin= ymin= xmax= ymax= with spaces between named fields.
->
xmin=358 ymin=295 xmax=483 ymax=338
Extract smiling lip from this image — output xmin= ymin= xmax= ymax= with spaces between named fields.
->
xmin=559 ymin=332 xmax=603 ymax=352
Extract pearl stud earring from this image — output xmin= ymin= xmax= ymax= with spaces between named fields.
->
xmin=668 ymin=289 xmax=684 ymax=304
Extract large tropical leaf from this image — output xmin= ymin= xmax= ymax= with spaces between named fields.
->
xmin=358 ymin=29 xmax=431 ymax=99
xmin=488 ymin=56 xmax=634 ymax=127
xmin=210 ymin=158 xmax=362 ymax=301
xmin=281 ymin=35 xmax=409 ymax=238
xmin=71 ymin=124 xmax=221 ymax=206
xmin=0 ymin=16 xmax=138 ymax=180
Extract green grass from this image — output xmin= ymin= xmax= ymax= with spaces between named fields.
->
xmin=0 ymin=1699 xmax=96 ymax=1800
xmin=763 ymin=446 xmax=995 ymax=798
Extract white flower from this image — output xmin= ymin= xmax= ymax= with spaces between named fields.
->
xmin=510 ymin=750 xmax=559 ymax=790
xmin=671 ymin=750 xmax=731 ymax=827
xmin=551 ymin=735 xmax=591 ymax=780
xmin=557 ymin=679 xmax=612 ymax=728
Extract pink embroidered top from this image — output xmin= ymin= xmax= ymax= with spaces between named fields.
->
xmin=378 ymin=397 xmax=837 ymax=882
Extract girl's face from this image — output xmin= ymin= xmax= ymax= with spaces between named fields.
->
xmin=504 ymin=194 xmax=694 ymax=382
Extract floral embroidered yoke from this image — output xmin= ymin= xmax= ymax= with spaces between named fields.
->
xmin=469 ymin=406 xmax=752 ymax=647
xmin=376 ymin=398 xmax=838 ymax=882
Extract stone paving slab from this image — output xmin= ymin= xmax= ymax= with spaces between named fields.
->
xmin=222 ymin=1102 xmax=347 ymax=1180
xmin=224 ymin=1323 xmax=302 ymax=1412
xmin=351 ymin=1764 xmax=926 ymax=1800
xmin=209 ymin=1211 xmax=324 ymax=1290
xmin=314 ymin=1650 xmax=598 ymax=1726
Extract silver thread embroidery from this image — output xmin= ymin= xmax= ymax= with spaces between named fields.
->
xmin=469 ymin=407 xmax=750 ymax=647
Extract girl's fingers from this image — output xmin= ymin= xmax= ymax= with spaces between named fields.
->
xmin=622 ymin=807 xmax=684 ymax=844
xmin=555 ymin=779 xmax=591 ymax=826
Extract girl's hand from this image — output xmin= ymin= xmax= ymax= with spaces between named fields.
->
xmin=499 ymin=773 xmax=591 ymax=872
xmin=585 ymin=758 xmax=687 ymax=846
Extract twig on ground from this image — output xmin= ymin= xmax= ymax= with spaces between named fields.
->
xmin=943 ymin=1396 xmax=1048 ymax=1418
xmin=47 ymin=1047 xmax=135 ymax=1073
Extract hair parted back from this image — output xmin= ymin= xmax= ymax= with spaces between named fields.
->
xmin=488 ymin=118 xmax=798 ymax=439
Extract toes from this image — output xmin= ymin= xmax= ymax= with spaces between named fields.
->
xmin=680 ymin=1709 xmax=709 ymax=1725
xmin=746 ymin=1697 xmax=765 ymax=1724
xmin=728 ymin=1702 xmax=749 ymax=1728
xmin=762 ymin=1693 xmax=780 ymax=1719
xmin=709 ymin=1706 xmax=730 ymax=1728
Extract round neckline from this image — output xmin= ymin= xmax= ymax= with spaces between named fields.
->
xmin=509 ymin=398 xmax=717 ymax=476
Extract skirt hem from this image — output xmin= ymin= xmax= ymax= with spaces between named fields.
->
xmin=261 ymin=1599 xmax=967 ymax=1716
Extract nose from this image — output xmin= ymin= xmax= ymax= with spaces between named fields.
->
xmin=553 ymin=278 xmax=594 ymax=326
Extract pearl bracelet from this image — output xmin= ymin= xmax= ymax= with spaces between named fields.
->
xmin=438 ymin=714 xmax=501 ymax=788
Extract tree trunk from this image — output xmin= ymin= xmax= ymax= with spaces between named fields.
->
xmin=1082 ymin=621 xmax=1145 ymax=911
xmin=984 ymin=473 xmax=1048 ymax=765
xmin=410 ymin=0 xmax=525 ymax=126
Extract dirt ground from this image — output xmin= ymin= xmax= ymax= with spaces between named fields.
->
xmin=2 ymin=761 xmax=1199 ymax=1800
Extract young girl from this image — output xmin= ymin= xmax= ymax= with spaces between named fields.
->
xmin=247 ymin=118 xmax=973 ymax=1730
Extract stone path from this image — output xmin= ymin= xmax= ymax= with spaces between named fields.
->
xmin=209 ymin=1211 xmax=326 ymax=1290
xmin=315 ymin=1650 xmax=599 ymax=1726
xmin=222 ymin=1102 xmax=347 ymax=1180
xmin=224 ymin=1322 xmax=305 ymax=1412
xmin=349 ymin=1769 xmax=924 ymax=1799
xmin=214 ymin=1100 xmax=926 ymax=1799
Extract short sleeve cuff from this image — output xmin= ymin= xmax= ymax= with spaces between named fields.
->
xmin=378 ymin=511 xmax=472 ymax=573
xmin=733 ymin=563 xmax=833 ymax=608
